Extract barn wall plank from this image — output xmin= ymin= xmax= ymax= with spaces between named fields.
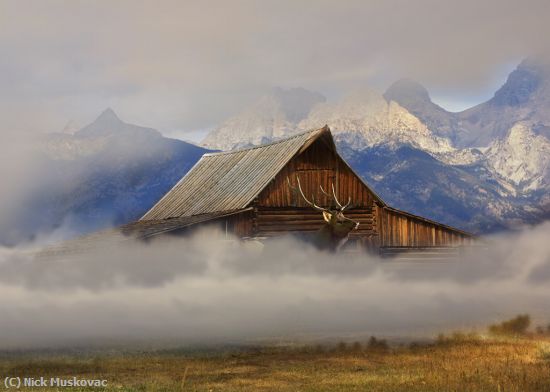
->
xmin=378 ymin=207 xmax=472 ymax=247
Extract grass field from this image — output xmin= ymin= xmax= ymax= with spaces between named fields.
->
xmin=1 ymin=334 xmax=550 ymax=391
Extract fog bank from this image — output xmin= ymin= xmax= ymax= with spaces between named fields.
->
xmin=0 ymin=223 xmax=548 ymax=349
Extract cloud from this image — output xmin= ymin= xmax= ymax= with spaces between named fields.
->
xmin=0 ymin=1 xmax=548 ymax=350
xmin=0 ymin=0 xmax=548 ymax=134
xmin=0 ymin=223 xmax=549 ymax=349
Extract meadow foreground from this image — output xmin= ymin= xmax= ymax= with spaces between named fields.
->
xmin=1 ymin=335 xmax=550 ymax=392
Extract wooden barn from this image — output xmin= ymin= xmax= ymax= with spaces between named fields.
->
xmin=134 ymin=126 xmax=473 ymax=253
xmin=42 ymin=126 xmax=474 ymax=258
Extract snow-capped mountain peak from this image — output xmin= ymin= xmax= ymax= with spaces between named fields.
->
xmin=485 ymin=122 xmax=550 ymax=192
xmin=457 ymin=57 xmax=550 ymax=147
xmin=383 ymin=79 xmax=458 ymax=142
xmin=384 ymin=78 xmax=432 ymax=105
xmin=298 ymin=87 xmax=454 ymax=155
xmin=491 ymin=58 xmax=546 ymax=107
xmin=9 ymin=111 xmax=211 ymax=246
xmin=42 ymin=109 xmax=165 ymax=160
xmin=201 ymin=87 xmax=326 ymax=150
xmin=76 ymin=108 xmax=162 ymax=139
xmin=198 ymin=60 xmax=550 ymax=230
xmin=96 ymin=107 xmax=121 ymax=123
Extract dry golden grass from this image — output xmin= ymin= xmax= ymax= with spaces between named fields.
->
xmin=1 ymin=336 xmax=550 ymax=391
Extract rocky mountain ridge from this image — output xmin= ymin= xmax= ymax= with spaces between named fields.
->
xmin=200 ymin=59 xmax=550 ymax=231
xmin=1 ymin=110 xmax=209 ymax=246
xmin=6 ymin=59 xmax=549 ymax=244
xmin=202 ymin=87 xmax=326 ymax=151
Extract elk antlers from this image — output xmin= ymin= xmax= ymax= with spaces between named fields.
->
xmin=287 ymin=176 xmax=351 ymax=211
xmin=319 ymin=184 xmax=351 ymax=211
xmin=287 ymin=177 xmax=326 ymax=211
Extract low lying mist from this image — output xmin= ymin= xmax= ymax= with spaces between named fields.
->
xmin=0 ymin=223 xmax=549 ymax=350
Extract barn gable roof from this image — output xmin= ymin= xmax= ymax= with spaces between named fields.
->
xmin=142 ymin=126 xmax=384 ymax=221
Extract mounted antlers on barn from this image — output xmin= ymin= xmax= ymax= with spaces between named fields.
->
xmin=287 ymin=176 xmax=359 ymax=252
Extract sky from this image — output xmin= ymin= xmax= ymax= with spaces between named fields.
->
xmin=0 ymin=0 xmax=548 ymax=139
xmin=0 ymin=1 xmax=549 ymax=348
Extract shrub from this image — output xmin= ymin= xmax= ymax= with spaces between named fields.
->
xmin=351 ymin=341 xmax=362 ymax=351
xmin=313 ymin=344 xmax=325 ymax=354
xmin=488 ymin=314 xmax=531 ymax=336
xmin=536 ymin=324 xmax=550 ymax=335
xmin=336 ymin=341 xmax=347 ymax=352
xmin=436 ymin=332 xmax=481 ymax=345
xmin=367 ymin=336 xmax=388 ymax=351
xmin=436 ymin=333 xmax=447 ymax=345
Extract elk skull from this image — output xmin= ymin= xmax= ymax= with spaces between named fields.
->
xmin=287 ymin=176 xmax=359 ymax=251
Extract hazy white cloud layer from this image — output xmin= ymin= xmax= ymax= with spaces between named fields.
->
xmin=0 ymin=0 xmax=548 ymax=351
xmin=0 ymin=223 xmax=548 ymax=349
xmin=0 ymin=0 xmax=549 ymax=135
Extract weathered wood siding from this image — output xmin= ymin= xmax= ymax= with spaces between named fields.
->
xmin=377 ymin=207 xmax=473 ymax=247
xmin=254 ymin=138 xmax=380 ymax=242
xmin=257 ymin=138 xmax=377 ymax=209
xmin=254 ymin=207 xmax=375 ymax=238
xmin=193 ymin=210 xmax=255 ymax=238
xmin=227 ymin=210 xmax=255 ymax=237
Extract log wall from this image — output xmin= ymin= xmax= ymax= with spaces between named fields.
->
xmin=377 ymin=207 xmax=473 ymax=247
xmin=226 ymin=210 xmax=255 ymax=237
xmin=254 ymin=207 xmax=376 ymax=239
xmin=253 ymin=137 xmax=381 ymax=244
xmin=257 ymin=138 xmax=378 ymax=209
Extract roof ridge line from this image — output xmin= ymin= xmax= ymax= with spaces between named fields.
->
xmin=203 ymin=126 xmax=328 ymax=157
